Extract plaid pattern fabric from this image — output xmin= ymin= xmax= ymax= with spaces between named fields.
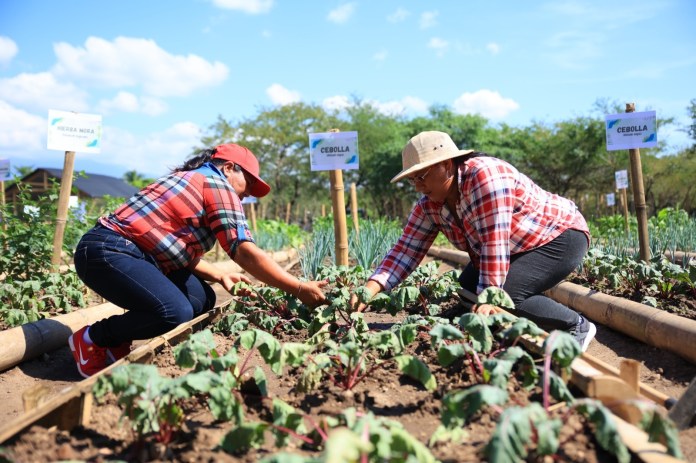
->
xmin=371 ymin=156 xmax=589 ymax=293
xmin=99 ymin=170 xmax=253 ymax=273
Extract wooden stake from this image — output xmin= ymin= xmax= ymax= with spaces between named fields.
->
xmin=350 ymin=182 xmax=359 ymax=238
xmin=285 ymin=202 xmax=291 ymax=224
xmin=619 ymin=358 xmax=641 ymax=394
xmin=250 ymin=201 xmax=257 ymax=232
xmin=51 ymin=151 xmax=76 ymax=270
xmin=330 ymin=169 xmax=349 ymax=265
xmin=626 ymin=103 xmax=651 ymax=262
xmin=621 ymin=188 xmax=630 ymax=234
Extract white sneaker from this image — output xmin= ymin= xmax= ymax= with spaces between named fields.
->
xmin=573 ymin=315 xmax=597 ymax=352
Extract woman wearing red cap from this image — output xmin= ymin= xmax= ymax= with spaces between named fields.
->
xmin=68 ymin=143 xmax=327 ymax=378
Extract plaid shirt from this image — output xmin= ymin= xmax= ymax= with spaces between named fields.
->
xmin=99 ymin=167 xmax=253 ymax=274
xmin=371 ymin=156 xmax=589 ymax=293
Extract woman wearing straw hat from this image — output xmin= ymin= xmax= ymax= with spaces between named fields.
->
xmin=357 ymin=131 xmax=596 ymax=351
xmin=68 ymin=143 xmax=328 ymax=378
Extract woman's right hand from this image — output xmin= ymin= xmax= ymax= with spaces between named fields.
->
xmin=297 ymin=280 xmax=329 ymax=307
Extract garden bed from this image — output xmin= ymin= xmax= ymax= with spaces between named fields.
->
xmin=0 ymin=264 xmax=686 ymax=462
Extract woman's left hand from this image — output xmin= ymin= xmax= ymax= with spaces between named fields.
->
xmin=472 ymin=303 xmax=505 ymax=316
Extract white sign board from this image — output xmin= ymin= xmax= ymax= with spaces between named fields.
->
xmin=309 ymin=131 xmax=359 ymax=171
xmin=606 ymin=193 xmax=615 ymax=207
xmin=241 ymin=196 xmax=258 ymax=204
xmin=605 ymin=110 xmax=657 ymax=151
xmin=47 ymin=109 xmax=102 ymax=153
xmin=615 ymin=170 xmax=629 ymax=189
xmin=0 ymin=159 xmax=10 ymax=180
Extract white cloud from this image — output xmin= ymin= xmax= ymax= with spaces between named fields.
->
xmin=453 ymin=89 xmax=519 ymax=120
xmin=266 ymin=83 xmax=301 ymax=105
xmin=211 ymin=0 xmax=273 ymax=14
xmin=376 ymin=96 xmax=428 ymax=115
xmin=0 ymin=36 xmax=18 ymax=66
xmin=373 ymin=49 xmax=388 ymax=61
xmin=387 ymin=8 xmax=410 ymax=22
xmin=0 ymin=101 xmax=46 ymax=151
xmin=51 ymin=36 xmax=229 ymax=97
xmin=327 ymin=3 xmax=356 ymax=24
xmin=96 ymin=122 xmax=203 ymax=177
xmin=486 ymin=42 xmax=501 ymax=55
xmin=322 ymin=95 xmax=428 ymax=116
xmin=428 ymin=38 xmax=449 ymax=57
xmin=322 ymin=95 xmax=352 ymax=112
xmin=96 ymin=91 xmax=168 ymax=116
xmin=420 ymin=11 xmax=438 ymax=29
xmin=0 ymin=72 xmax=89 ymax=112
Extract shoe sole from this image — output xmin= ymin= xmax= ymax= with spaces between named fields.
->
xmin=68 ymin=334 xmax=91 ymax=379
xmin=581 ymin=322 xmax=597 ymax=352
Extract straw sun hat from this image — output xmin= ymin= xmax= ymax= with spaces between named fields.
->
xmin=391 ymin=131 xmax=474 ymax=183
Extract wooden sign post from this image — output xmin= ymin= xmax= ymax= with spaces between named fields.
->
xmin=308 ymin=129 xmax=359 ymax=267
xmin=51 ymin=151 xmax=76 ymax=268
xmin=605 ymin=104 xmax=655 ymax=262
xmin=46 ymin=110 xmax=103 ymax=271
xmin=625 ymin=104 xmax=651 ymax=262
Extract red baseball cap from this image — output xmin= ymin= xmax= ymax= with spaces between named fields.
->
xmin=212 ymin=143 xmax=271 ymax=198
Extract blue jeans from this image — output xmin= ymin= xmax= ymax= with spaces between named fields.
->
xmin=73 ymin=224 xmax=216 ymax=348
xmin=458 ymin=228 xmax=588 ymax=331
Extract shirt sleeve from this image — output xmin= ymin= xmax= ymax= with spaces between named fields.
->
xmin=202 ymin=177 xmax=255 ymax=258
xmin=370 ymin=201 xmax=439 ymax=291
xmin=469 ymin=162 xmax=516 ymax=293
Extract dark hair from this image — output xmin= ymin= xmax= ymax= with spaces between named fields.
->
xmin=453 ymin=151 xmax=487 ymax=167
xmin=172 ymin=148 xmax=227 ymax=173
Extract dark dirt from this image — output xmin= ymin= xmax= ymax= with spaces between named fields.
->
xmin=1 ymin=259 xmax=695 ymax=462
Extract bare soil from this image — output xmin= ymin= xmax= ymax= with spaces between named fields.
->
xmin=1 ymin=260 xmax=695 ymax=462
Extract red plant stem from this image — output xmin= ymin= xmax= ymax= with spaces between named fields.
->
xmin=304 ymin=415 xmax=329 ymax=442
xmin=236 ymin=348 xmax=256 ymax=379
xmin=360 ymin=421 xmax=370 ymax=463
xmin=272 ymin=424 xmax=315 ymax=445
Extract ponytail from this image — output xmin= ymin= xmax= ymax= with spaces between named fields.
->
xmin=172 ymin=148 xmax=227 ymax=172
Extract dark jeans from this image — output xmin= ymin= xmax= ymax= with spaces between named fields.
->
xmin=73 ymin=225 xmax=216 ymax=347
xmin=458 ymin=228 xmax=588 ymax=331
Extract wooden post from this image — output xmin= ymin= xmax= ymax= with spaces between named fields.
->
xmin=330 ymin=170 xmax=349 ymax=265
xmin=328 ymin=128 xmax=349 ymax=266
xmin=626 ymin=103 xmax=651 ymax=262
xmin=350 ymin=182 xmax=359 ymax=238
xmin=250 ymin=202 xmax=257 ymax=232
xmin=51 ymin=151 xmax=76 ymax=270
xmin=321 ymin=204 xmax=326 ymax=217
xmin=285 ymin=202 xmax=291 ymax=224
xmin=620 ymin=188 xmax=630 ymax=234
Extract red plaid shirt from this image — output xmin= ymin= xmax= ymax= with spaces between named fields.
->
xmin=371 ymin=156 xmax=589 ymax=293
xmin=99 ymin=168 xmax=253 ymax=273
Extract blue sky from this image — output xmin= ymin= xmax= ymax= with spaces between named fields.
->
xmin=1 ymin=0 xmax=694 ymax=180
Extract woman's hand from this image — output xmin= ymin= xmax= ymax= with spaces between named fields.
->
xmin=297 ymin=280 xmax=329 ymax=307
xmin=220 ymin=272 xmax=253 ymax=295
xmin=471 ymin=303 xmax=505 ymax=316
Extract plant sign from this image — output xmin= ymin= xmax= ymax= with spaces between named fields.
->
xmin=605 ymin=110 xmax=657 ymax=151
xmin=308 ymin=131 xmax=359 ymax=171
xmin=615 ymin=170 xmax=629 ymax=190
xmin=46 ymin=109 xmax=102 ymax=154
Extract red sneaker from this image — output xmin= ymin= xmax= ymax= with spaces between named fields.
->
xmin=106 ymin=342 xmax=132 ymax=364
xmin=68 ymin=326 xmax=107 ymax=378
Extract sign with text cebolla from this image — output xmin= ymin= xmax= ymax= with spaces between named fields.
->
xmin=47 ymin=109 xmax=102 ymax=153
xmin=605 ymin=110 xmax=657 ymax=151
xmin=309 ymin=131 xmax=359 ymax=171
